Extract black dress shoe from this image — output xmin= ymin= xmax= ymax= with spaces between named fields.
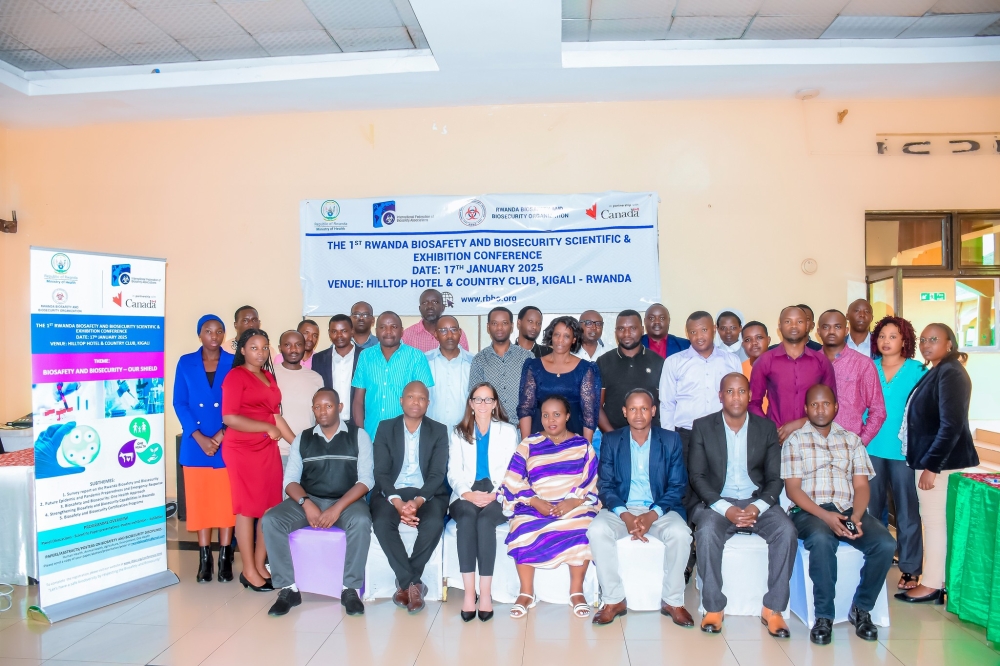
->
xmin=478 ymin=609 xmax=494 ymax=622
xmin=460 ymin=610 xmax=476 ymax=622
xmin=341 ymin=588 xmax=364 ymax=615
xmin=848 ymin=606 xmax=878 ymax=641
xmin=239 ymin=572 xmax=274 ymax=592
xmin=894 ymin=588 xmax=945 ymax=605
xmin=268 ymin=588 xmax=302 ymax=616
xmin=810 ymin=618 xmax=833 ymax=645
xmin=217 ymin=545 xmax=234 ymax=583
xmin=196 ymin=546 xmax=213 ymax=583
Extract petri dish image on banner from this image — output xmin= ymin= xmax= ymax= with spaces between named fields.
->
xmin=103 ymin=378 xmax=165 ymax=418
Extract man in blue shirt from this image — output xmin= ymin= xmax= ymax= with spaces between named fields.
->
xmin=587 ymin=389 xmax=693 ymax=627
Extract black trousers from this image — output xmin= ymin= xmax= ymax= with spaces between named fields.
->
xmin=449 ymin=478 xmax=507 ymax=576
xmin=370 ymin=488 xmax=447 ymax=589
xmin=867 ymin=455 xmax=923 ymax=575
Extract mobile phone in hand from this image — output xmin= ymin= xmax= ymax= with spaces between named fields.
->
xmin=844 ymin=519 xmax=859 ymax=535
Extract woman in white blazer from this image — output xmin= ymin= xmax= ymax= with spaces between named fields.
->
xmin=448 ymin=382 xmax=520 ymax=622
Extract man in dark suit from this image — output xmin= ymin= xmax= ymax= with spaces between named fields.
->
xmin=688 ymin=373 xmax=797 ymax=637
xmin=311 ymin=314 xmax=361 ymax=422
xmin=588 ymin=389 xmax=693 ymax=628
xmin=371 ymin=381 xmax=449 ymax=614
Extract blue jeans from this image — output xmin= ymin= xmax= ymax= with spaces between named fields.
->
xmin=791 ymin=504 xmax=896 ymax=620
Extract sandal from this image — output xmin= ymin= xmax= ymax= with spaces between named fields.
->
xmin=898 ymin=573 xmax=919 ymax=590
xmin=570 ymin=592 xmax=591 ymax=618
xmin=510 ymin=593 xmax=536 ymax=619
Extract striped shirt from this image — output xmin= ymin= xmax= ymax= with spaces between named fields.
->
xmin=468 ymin=343 xmax=534 ymax=425
xmin=781 ymin=421 xmax=876 ymax=512
xmin=351 ymin=343 xmax=434 ymax=438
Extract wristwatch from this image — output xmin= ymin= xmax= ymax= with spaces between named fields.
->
xmin=297 ymin=497 xmax=307 ymax=506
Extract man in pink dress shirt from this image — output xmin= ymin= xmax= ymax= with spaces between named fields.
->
xmin=817 ymin=310 xmax=886 ymax=445
xmin=401 ymin=289 xmax=469 ymax=352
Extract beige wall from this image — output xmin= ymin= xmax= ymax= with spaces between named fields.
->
xmin=1 ymin=97 xmax=999 ymax=492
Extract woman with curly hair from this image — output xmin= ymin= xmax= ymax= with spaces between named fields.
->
xmin=221 ymin=328 xmax=296 ymax=591
xmin=866 ymin=315 xmax=925 ymax=592
xmin=517 ymin=316 xmax=601 ymax=444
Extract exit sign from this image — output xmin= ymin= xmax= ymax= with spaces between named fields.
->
xmin=920 ymin=292 xmax=947 ymax=301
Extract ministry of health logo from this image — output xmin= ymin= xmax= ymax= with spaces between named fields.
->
xmin=321 ymin=200 xmax=340 ymax=221
xmin=459 ymin=200 xmax=486 ymax=227
xmin=51 ymin=253 xmax=71 ymax=274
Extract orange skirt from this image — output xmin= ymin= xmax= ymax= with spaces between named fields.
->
xmin=183 ymin=466 xmax=236 ymax=531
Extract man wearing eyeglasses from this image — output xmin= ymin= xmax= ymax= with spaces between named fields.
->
xmin=575 ymin=310 xmax=610 ymax=363
xmin=402 ymin=289 xmax=470 ymax=353
xmin=425 ymin=316 xmax=474 ymax=428
xmin=349 ymin=301 xmax=379 ymax=351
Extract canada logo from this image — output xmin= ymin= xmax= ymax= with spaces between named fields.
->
xmin=585 ymin=203 xmax=597 ymax=219
xmin=112 ymin=292 xmax=123 ymax=307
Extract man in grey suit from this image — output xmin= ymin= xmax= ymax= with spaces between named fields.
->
xmin=371 ymin=381 xmax=449 ymax=615
xmin=688 ymin=373 xmax=797 ymax=637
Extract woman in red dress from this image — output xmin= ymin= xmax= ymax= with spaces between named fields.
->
xmin=222 ymin=328 xmax=295 ymax=590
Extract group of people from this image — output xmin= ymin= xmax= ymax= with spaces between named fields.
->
xmin=172 ymin=292 xmax=979 ymax=645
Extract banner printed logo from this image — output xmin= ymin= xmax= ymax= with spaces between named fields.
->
xmin=459 ymin=200 xmax=486 ymax=227
xmin=51 ymin=253 xmax=71 ymax=274
xmin=321 ymin=200 xmax=341 ymax=221
xmin=111 ymin=264 xmax=131 ymax=286
xmin=373 ymin=201 xmax=395 ymax=228
xmin=129 ymin=417 xmax=163 ymax=464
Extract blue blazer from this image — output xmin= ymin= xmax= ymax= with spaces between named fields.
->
xmin=173 ymin=348 xmax=234 ymax=468
xmin=598 ymin=425 xmax=688 ymax=521
xmin=640 ymin=334 xmax=691 ymax=357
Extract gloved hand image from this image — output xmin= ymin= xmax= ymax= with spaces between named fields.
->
xmin=35 ymin=421 xmax=90 ymax=480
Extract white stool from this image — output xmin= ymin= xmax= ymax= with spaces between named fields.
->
xmin=442 ymin=520 xmax=599 ymax=605
xmin=789 ymin=539 xmax=890 ymax=627
xmin=613 ymin=535 xmax=665 ymax=611
xmin=364 ymin=524 xmax=444 ymax=601
xmin=694 ymin=534 xmax=791 ymax=618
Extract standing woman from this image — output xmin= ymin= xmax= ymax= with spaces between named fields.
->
xmin=518 ymin=316 xmax=601 ymax=445
xmin=222 ymin=328 xmax=296 ymax=591
xmin=173 ymin=315 xmax=237 ymax=583
xmin=866 ymin=316 xmax=925 ymax=592
xmin=501 ymin=395 xmax=601 ymax=620
xmin=447 ymin=382 xmax=519 ymax=622
xmin=897 ymin=323 xmax=979 ymax=603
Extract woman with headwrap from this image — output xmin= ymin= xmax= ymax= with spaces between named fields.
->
xmin=173 ymin=314 xmax=237 ymax=583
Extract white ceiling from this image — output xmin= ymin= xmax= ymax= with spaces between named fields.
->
xmin=0 ymin=0 xmax=997 ymax=127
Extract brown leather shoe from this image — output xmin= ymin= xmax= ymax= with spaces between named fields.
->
xmin=592 ymin=600 xmax=628 ymax=625
xmin=406 ymin=583 xmax=425 ymax=614
xmin=760 ymin=607 xmax=790 ymax=638
xmin=701 ymin=611 xmax=724 ymax=633
xmin=392 ymin=586 xmax=409 ymax=608
xmin=660 ymin=603 xmax=694 ymax=627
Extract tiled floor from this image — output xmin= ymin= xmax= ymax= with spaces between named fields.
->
xmin=1 ymin=548 xmax=998 ymax=666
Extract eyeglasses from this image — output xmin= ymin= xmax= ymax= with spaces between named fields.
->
xmin=919 ymin=337 xmax=941 ymax=344
xmin=580 ymin=320 xmax=603 ymax=327
xmin=471 ymin=397 xmax=496 ymax=405
xmin=350 ymin=312 xmax=373 ymax=319
xmin=437 ymin=327 xmax=460 ymax=334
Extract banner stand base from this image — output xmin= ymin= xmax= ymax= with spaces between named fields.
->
xmin=31 ymin=569 xmax=179 ymax=624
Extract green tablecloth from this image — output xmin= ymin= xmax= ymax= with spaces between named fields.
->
xmin=947 ymin=472 xmax=1000 ymax=642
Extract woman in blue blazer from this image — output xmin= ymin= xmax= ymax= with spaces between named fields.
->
xmin=174 ymin=314 xmax=236 ymax=583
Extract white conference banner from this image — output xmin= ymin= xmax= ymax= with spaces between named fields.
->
xmin=300 ymin=192 xmax=661 ymax=316
xmin=29 ymin=247 xmax=177 ymax=622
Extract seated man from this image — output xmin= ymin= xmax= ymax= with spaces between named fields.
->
xmin=587 ymin=389 xmax=693 ymax=627
xmin=782 ymin=384 xmax=895 ymax=645
xmin=371 ymin=381 xmax=449 ymax=614
xmin=688 ymin=373 xmax=797 ymax=636
xmin=261 ymin=388 xmax=372 ymax=617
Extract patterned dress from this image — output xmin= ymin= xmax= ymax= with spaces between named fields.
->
xmin=499 ymin=434 xmax=601 ymax=568
xmin=517 ymin=358 xmax=601 ymax=437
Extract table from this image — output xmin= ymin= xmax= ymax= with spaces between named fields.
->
xmin=0 ymin=448 xmax=36 ymax=585
xmin=0 ymin=427 xmax=34 ymax=452
xmin=947 ymin=472 xmax=1000 ymax=642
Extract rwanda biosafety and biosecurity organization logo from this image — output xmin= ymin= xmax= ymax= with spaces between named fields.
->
xmin=373 ymin=200 xmax=396 ymax=228
xmin=459 ymin=200 xmax=486 ymax=227
xmin=321 ymin=200 xmax=340 ymax=221
xmin=51 ymin=253 xmax=71 ymax=273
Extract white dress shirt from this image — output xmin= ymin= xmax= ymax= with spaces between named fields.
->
xmin=711 ymin=414 xmax=770 ymax=516
xmin=425 ymin=347 xmax=473 ymax=427
xmin=389 ymin=423 xmax=424 ymax=500
xmin=846 ymin=333 xmax=872 ymax=357
xmin=659 ymin=345 xmax=743 ymax=430
xmin=330 ymin=345 xmax=356 ymax=415
xmin=573 ymin=340 xmax=609 ymax=362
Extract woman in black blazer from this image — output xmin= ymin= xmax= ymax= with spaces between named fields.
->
xmin=897 ymin=323 xmax=979 ymax=604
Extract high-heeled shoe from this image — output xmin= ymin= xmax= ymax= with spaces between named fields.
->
xmin=460 ymin=594 xmax=479 ymax=622
xmin=894 ymin=587 xmax=945 ymax=604
xmin=217 ymin=545 xmax=234 ymax=583
xmin=196 ymin=546 xmax=213 ymax=583
xmin=478 ymin=609 xmax=494 ymax=622
xmin=239 ymin=572 xmax=273 ymax=592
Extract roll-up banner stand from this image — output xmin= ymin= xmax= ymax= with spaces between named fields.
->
xmin=300 ymin=192 xmax=661 ymax=316
xmin=29 ymin=247 xmax=177 ymax=623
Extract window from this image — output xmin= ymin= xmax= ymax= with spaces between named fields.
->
xmin=865 ymin=216 xmax=946 ymax=267
xmin=961 ymin=217 xmax=1000 ymax=267
xmin=956 ymin=279 xmax=997 ymax=348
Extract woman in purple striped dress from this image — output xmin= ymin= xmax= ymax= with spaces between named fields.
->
xmin=499 ymin=395 xmax=601 ymax=620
